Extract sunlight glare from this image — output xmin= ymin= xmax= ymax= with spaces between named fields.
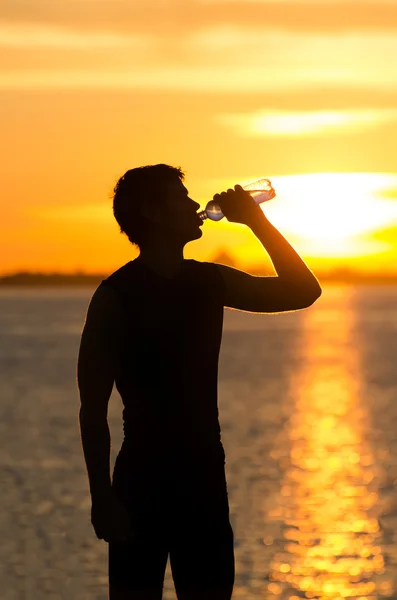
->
xmin=262 ymin=173 xmax=397 ymax=257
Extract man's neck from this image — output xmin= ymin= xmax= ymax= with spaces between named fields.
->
xmin=137 ymin=247 xmax=185 ymax=279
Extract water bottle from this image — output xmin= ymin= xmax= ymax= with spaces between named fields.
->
xmin=198 ymin=178 xmax=276 ymax=222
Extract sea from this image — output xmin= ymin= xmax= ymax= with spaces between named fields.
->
xmin=1 ymin=284 xmax=397 ymax=600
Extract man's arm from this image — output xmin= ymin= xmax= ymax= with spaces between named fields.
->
xmin=77 ymin=285 xmax=121 ymax=501
xmin=214 ymin=185 xmax=322 ymax=313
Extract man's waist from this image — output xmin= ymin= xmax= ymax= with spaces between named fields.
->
xmin=121 ymin=428 xmax=223 ymax=457
xmin=122 ymin=429 xmax=222 ymax=450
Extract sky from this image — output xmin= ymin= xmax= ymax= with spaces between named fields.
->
xmin=1 ymin=0 xmax=397 ymax=275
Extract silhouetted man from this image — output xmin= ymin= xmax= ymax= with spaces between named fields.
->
xmin=77 ymin=164 xmax=322 ymax=600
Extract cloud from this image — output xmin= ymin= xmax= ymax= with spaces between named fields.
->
xmin=1 ymin=1 xmax=397 ymax=36
xmin=216 ymin=109 xmax=397 ymax=137
xmin=0 ymin=26 xmax=397 ymax=93
xmin=0 ymin=22 xmax=149 ymax=49
xmin=186 ymin=28 xmax=397 ymax=71
xmin=0 ymin=66 xmax=378 ymax=92
xmin=198 ymin=0 xmax=396 ymax=4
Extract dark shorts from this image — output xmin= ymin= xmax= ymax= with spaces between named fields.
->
xmin=108 ymin=445 xmax=235 ymax=596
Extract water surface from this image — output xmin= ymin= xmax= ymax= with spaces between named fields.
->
xmin=1 ymin=285 xmax=397 ymax=599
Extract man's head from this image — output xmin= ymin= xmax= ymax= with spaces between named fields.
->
xmin=113 ymin=164 xmax=203 ymax=250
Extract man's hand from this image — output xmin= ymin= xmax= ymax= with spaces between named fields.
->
xmin=213 ymin=184 xmax=264 ymax=226
xmin=91 ymin=490 xmax=134 ymax=543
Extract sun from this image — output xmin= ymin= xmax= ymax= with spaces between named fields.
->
xmin=262 ymin=173 xmax=397 ymax=257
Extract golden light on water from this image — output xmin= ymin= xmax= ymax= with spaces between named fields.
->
xmin=267 ymin=288 xmax=394 ymax=599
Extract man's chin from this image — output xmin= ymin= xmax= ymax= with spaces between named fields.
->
xmin=183 ymin=226 xmax=203 ymax=242
xmin=192 ymin=227 xmax=203 ymax=240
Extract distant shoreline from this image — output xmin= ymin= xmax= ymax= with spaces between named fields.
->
xmin=1 ymin=271 xmax=397 ymax=286
xmin=0 ymin=273 xmax=106 ymax=287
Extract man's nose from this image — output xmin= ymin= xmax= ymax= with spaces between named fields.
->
xmin=192 ymin=200 xmax=200 ymax=211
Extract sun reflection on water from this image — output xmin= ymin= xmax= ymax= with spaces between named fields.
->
xmin=267 ymin=288 xmax=393 ymax=600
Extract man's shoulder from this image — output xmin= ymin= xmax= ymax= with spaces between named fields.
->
xmin=185 ymin=260 xmax=226 ymax=298
xmin=188 ymin=259 xmax=225 ymax=276
xmin=185 ymin=259 xmax=218 ymax=273
xmin=99 ymin=260 xmax=142 ymax=293
xmin=86 ymin=260 xmax=139 ymax=312
xmin=102 ymin=260 xmax=138 ymax=283
xmin=87 ymin=282 xmax=122 ymax=321
xmin=98 ymin=258 xmax=222 ymax=291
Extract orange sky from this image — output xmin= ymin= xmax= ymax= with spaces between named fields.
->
xmin=1 ymin=0 xmax=397 ymax=275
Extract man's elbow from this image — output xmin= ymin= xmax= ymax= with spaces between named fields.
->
xmin=300 ymin=283 xmax=322 ymax=307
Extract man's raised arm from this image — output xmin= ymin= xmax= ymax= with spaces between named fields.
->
xmin=213 ymin=185 xmax=322 ymax=313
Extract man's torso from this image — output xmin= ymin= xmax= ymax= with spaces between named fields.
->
xmin=101 ymin=258 xmax=226 ymax=461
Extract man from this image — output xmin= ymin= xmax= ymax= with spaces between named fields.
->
xmin=77 ymin=164 xmax=321 ymax=600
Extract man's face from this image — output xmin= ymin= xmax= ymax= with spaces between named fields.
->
xmin=154 ymin=179 xmax=203 ymax=243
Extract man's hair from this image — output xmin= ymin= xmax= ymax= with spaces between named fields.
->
xmin=112 ymin=164 xmax=185 ymax=248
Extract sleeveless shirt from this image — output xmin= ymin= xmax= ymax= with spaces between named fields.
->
xmin=100 ymin=258 xmax=226 ymax=462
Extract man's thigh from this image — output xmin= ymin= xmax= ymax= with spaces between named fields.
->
xmin=110 ymin=447 xmax=234 ymax=598
xmin=108 ymin=536 xmax=168 ymax=598
xmin=167 ymin=458 xmax=235 ymax=600
xmin=169 ymin=519 xmax=235 ymax=600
